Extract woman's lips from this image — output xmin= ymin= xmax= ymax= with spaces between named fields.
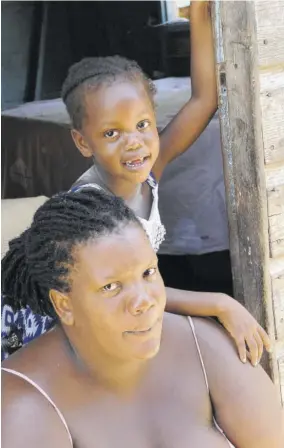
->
xmin=124 ymin=318 xmax=161 ymax=336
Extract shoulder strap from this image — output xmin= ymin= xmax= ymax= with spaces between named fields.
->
xmin=69 ymin=183 xmax=103 ymax=194
xmin=2 ymin=367 xmax=73 ymax=446
xmin=186 ymin=317 xmax=209 ymax=391
xmin=186 ymin=319 xmax=235 ymax=448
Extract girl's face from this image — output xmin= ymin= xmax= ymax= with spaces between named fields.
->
xmin=60 ymin=223 xmax=166 ymax=362
xmin=72 ymin=81 xmax=160 ymax=185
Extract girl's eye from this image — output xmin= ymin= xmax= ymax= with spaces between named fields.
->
xmin=104 ymin=130 xmax=119 ymax=139
xmin=137 ymin=120 xmax=150 ymax=131
xmin=143 ymin=267 xmax=157 ymax=279
xmin=102 ymin=282 xmax=119 ymax=292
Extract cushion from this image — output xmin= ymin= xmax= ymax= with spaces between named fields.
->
xmin=1 ymin=196 xmax=48 ymax=259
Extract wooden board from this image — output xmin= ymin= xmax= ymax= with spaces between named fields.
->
xmin=212 ymin=1 xmax=274 ymax=374
xmin=255 ymin=1 xmax=284 ymax=68
xmin=271 ymin=274 xmax=284 ymax=340
xmin=279 ymin=356 xmax=284 ymax=405
xmin=274 ymin=340 xmax=284 ymax=404
xmin=269 ymin=213 xmax=284 ymax=257
xmin=266 ymin=164 xmax=284 ymax=216
xmin=259 ymin=69 xmax=284 ymax=164
xmin=276 ymin=340 xmax=284 ymax=405
xmin=270 ymin=257 xmax=284 ymax=279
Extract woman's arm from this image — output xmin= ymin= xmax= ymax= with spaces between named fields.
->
xmin=153 ymin=1 xmax=217 ymax=180
xmin=193 ymin=317 xmax=284 ymax=448
xmin=164 ymin=287 xmax=271 ymax=366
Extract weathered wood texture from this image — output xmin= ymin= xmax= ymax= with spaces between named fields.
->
xmin=270 ymin=259 xmax=284 ymax=403
xmin=256 ymin=0 xmax=284 ymax=404
xmin=256 ymin=1 xmax=284 ymax=271
xmin=279 ymin=356 xmax=284 ymax=404
xmin=213 ymin=0 xmax=275 ymax=376
xmin=269 ymin=214 xmax=284 ymax=257
xmin=255 ymin=1 xmax=284 ymax=68
xmin=267 ymin=164 xmax=284 ymax=261
xmin=259 ymin=70 xmax=284 ymax=165
xmin=275 ymin=338 xmax=284 ymax=405
xmin=270 ymin=257 xmax=284 ymax=337
xmin=213 ymin=0 xmax=284 ymax=403
xmin=266 ymin=165 xmax=284 ymax=216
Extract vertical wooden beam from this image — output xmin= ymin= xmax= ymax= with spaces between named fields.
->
xmin=34 ymin=2 xmax=49 ymax=101
xmin=212 ymin=0 xmax=277 ymax=380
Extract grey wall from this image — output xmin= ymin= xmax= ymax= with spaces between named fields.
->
xmin=1 ymin=1 xmax=34 ymax=110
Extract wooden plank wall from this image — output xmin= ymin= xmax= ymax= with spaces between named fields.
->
xmin=255 ymin=0 xmax=284 ymax=404
xmin=213 ymin=0 xmax=284 ymax=404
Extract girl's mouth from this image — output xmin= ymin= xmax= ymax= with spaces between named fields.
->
xmin=123 ymin=156 xmax=150 ymax=170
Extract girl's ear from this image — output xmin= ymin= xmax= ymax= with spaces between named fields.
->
xmin=71 ymin=129 xmax=93 ymax=158
xmin=49 ymin=289 xmax=74 ymax=326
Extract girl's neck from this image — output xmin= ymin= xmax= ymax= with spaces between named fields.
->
xmin=94 ymin=165 xmax=144 ymax=201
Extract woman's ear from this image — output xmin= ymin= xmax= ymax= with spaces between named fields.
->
xmin=71 ymin=129 xmax=93 ymax=158
xmin=49 ymin=289 xmax=74 ymax=326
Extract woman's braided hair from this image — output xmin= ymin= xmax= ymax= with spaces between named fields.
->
xmin=1 ymin=189 xmax=140 ymax=319
xmin=61 ymin=55 xmax=157 ymax=130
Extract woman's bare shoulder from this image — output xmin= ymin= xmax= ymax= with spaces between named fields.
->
xmin=2 ymin=367 xmax=71 ymax=448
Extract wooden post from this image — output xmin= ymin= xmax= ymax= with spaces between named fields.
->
xmin=212 ymin=0 xmax=284 ymax=404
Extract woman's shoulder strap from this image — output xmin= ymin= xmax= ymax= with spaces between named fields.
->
xmin=2 ymin=367 xmax=73 ymax=446
xmin=186 ymin=317 xmax=209 ymax=391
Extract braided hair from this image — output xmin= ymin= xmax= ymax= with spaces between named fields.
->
xmin=1 ymin=189 xmax=140 ymax=319
xmin=61 ymin=55 xmax=157 ymax=130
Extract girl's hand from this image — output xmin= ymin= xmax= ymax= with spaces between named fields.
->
xmin=217 ymin=297 xmax=272 ymax=366
xmin=190 ymin=0 xmax=211 ymax=16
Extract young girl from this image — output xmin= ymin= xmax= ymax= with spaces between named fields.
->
xmin=1 ymin=2 xmax=270 ymax=365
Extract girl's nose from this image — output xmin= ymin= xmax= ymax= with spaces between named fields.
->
xmin=125 ymin=133 xmax=143 ymax=151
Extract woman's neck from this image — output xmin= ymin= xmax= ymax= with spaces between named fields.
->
xmin=63 ymin=327 xmax=149 ymax=394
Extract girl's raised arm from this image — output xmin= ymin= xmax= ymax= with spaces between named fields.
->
xmin=153 ymin=1 xmax=217 ymax=180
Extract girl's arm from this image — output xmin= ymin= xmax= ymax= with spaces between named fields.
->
xmin=193 ymin=317 xmax=284 ymax=448
xmin=153 ymin=1 xmax=217 ymax=180
xmin=165 ymin=287 xmax=271 ymax=366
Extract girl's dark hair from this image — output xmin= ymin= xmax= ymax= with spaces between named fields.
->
xmin=1 ymin=189 xmax=140 ymax=319
xmin=61 ymin=55 xmax=157 ymax=130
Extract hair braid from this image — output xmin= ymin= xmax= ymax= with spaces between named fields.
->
xmin=2 ymin=190 xmax=140 ymax=318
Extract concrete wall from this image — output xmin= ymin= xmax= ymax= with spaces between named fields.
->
xmin=1 ymin=1 xmax=34 ymax=110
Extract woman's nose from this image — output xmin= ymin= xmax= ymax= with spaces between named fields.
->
xmin=127 ymin=285 xmax=155 ymax=316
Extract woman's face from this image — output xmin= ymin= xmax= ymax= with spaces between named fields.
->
xmin=71 ymin=81 xmax=160 ymax=185
xmin=66 ymin=224 xmax=166 ymax=362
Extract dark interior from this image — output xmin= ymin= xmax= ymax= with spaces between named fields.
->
xmin=2 ymin=1 xmax=190 ymax=109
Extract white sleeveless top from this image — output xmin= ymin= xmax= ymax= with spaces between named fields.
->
xmin=2 ymin=317 xmax=234 ymax=447
xmin=70 ymin=174 xmax=166 ymax=253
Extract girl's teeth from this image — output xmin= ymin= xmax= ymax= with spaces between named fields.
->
xmin=126 ymin=158 xmax=144 ymax=167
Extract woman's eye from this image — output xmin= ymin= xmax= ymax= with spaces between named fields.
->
xmin=137 ymin=120 xmax=150 ymax=131
xmin=102 ymin=282 xmax=119 ymax=292
xmin=104 ymin=130 xmax=119 ymax=139
xmin=143 ymin=267 xmax=157 ymax=279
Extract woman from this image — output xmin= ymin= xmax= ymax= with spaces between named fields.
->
xmin=2 ymin=189 xmax=283 ymax=448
